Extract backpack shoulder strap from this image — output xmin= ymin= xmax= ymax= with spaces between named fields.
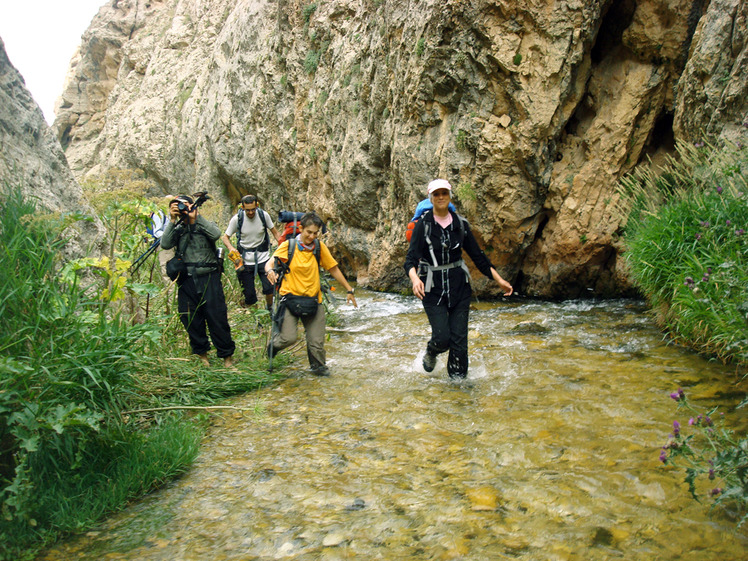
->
xmin=287 ymin=237 xmax=296 ymax=268
xmin=454 ymin=212 xmax=466 ymax=245
xmin=236 ymin=209 xmax=244 ymax=249
xmin=286 ymin=238 xmax=321 ymax=267
xmin=422 ymin=211 xmax=438 ymax=267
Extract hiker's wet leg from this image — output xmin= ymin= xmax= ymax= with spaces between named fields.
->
xmin=446 ymin=292 xmax=471 ymax=378
xmin=302 ymin=303 xmax=327 ymax=368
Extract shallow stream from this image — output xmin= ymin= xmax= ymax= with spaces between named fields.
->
xmin=39 ymin=293 xmax=748 ymax=560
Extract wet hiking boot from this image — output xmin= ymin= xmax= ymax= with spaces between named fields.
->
xmin=311 ymin=365 xmax=331 ymax=377
xmin=422 ymin=351 xmax=437 ymax=372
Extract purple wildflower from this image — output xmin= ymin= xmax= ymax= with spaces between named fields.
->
xmin=737 ymin=229 xmax=745 ymax=236
xmin=695 ymin=141 xmax=705 ymax=148
xmin=716 ymin=187 xmax=723 ymax=194
xmin=710 ymin=488 xmax=722 ymax=497
xmin=669 ymin=388 xmax=685 ymax=401
xmin=659 ymin=449 xmax=668 ymax=463
xmin=689 ymin=417 xmax=696 ymax=426
xmin=673 ymin=421 xmax=681 ymax=437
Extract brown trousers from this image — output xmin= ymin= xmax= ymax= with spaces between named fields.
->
xmin=271 ymin=303 xmax=326 ymax=368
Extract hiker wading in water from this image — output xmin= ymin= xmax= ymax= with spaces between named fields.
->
xmin=265 ymin=212 xmax=357 ymax=376
xmin=404 ymin=179 xmax=513 ymax=379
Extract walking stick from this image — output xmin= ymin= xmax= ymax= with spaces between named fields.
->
xmin=267 ymin=259 xmax=287 ymax=372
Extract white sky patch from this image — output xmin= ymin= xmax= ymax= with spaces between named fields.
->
xmin=0 ymin=0 xmax=105 ymax=124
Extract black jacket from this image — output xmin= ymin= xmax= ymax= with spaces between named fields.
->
xmin=403 ymin=210 xmax=495 ymax=304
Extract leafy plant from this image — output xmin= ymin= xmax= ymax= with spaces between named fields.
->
xmin=0 ymin=186 xmax=283 ymax=559
xmin=304 ymin=49 xmax=321 ymax=74
xmin=456 ymin=129 xmax=468 ymax=151
xmin=455 ymin=182 xmax=477 ymax=202
xmin=415 ymin=37 xmax=426 ymax=57
xmin=618 ymin=140 xmax=748 ymax=366
xmin=302 ymin=2 xmax=317 ymax=25
xmin=660 ymin=388 xmax=748 ymax=526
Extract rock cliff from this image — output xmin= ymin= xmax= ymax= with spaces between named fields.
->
xmin=54 ymin=0 xmax=748 ymax=297
xmin=0 ymin=37 xmax=101 ymax=257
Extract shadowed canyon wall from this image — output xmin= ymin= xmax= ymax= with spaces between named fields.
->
xmin=52 ymin=0 xmax=748 ymax=297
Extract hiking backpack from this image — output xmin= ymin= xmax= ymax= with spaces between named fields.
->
xmin=236 ymin=207 xmax=270 ymax=254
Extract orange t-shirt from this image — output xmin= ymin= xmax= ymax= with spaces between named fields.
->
xmin=272 ymin=240 xmax=338 ymax=303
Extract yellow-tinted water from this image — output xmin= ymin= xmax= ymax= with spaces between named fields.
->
xmin=39 ymin=294 xmax=748 ymax=560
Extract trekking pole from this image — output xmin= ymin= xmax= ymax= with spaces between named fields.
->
xmin=267 ymin=260 xmax=287 ymax=372
xmin=129 ymin=238 xmax=161 ymax=274
xmin=268 ymin=284 xmax=280 ymax=372
xmin=130 ymin=210 xmax=169 ymax=275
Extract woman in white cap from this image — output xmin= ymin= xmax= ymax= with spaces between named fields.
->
xmin=404 ymin=179 xmax=513 ymax=379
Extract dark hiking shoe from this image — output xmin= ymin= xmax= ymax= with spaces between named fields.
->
xmin=311 ymin=365 xmax=331 ymax=377
xmin=422 ymin=351 xmax=436 ymax=372
xmin=448 ymin=371 xmax=467 ymax=380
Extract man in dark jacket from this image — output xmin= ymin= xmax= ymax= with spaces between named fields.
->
xmin=161 ymin=195 xmax=236 ymax=368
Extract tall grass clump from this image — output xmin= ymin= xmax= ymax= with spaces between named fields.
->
xmin=0 ymin=187 xmax=203 ymax=560
xmin=619 ymin=139 xmax=748 ymax=367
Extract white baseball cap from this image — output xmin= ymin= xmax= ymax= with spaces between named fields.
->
xmin=427 ymin=179 xmax=452 ymax=195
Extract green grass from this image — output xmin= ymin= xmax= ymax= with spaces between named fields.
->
xmin=619 ymin=139 xmax=748 ymax=366
xmin=0 ymin=186 xmax=285 ymax=560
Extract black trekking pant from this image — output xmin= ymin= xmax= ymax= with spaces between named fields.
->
xmin=237 ymin=260 xmax=273 ymax=306
xmin=422 ymin=287 xmax=471 ymax=378
xmin=178 ymin=271 xmax=235 ymax=358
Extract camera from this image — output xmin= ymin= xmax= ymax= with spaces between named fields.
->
xmin=177 ymin=201 xmax=191 ymax=214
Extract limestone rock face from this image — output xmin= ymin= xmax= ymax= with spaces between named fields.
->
xmin=0 ymin=37 xmax=101 ymax=257
xmin=54 ymin=0 xmax=748 ymax=297
xmin=674 ymin=0 xmax=748 ymax=145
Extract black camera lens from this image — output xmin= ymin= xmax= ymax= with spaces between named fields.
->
xmin=177 ymin=201 xmax=190 ymax=212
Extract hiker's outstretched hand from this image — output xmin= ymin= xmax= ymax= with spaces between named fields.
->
xmin=411 ymin=277 xmax=425 ymax=300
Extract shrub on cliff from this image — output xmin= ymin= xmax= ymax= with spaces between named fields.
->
xmin=619 ymin=139 xmax=748 ymax=367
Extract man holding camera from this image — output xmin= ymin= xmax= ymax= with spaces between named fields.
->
xmin=221 ymin=195 xmax=282 ymax=310
xmin=161 ymin=194 xmax=236 ymax=368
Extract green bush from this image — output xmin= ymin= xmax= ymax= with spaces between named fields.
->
xmin=661 ymin=388 xmax=748 ymax=526
xmin=619 ymin=140 xmax=748 ymax=366
xmin=620 ymin=140 xmax=748 ymax=527
xmin=304 ymin=49 xmax=321 ymax=74
xmin=0 ymin=187 xmax=176 ymax=558
xmin=0 ymin=184 xmax=297 ymax=559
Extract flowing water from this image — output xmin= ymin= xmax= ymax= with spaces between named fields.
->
xmin=39 ymin=293 xmax=748 ymax=560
